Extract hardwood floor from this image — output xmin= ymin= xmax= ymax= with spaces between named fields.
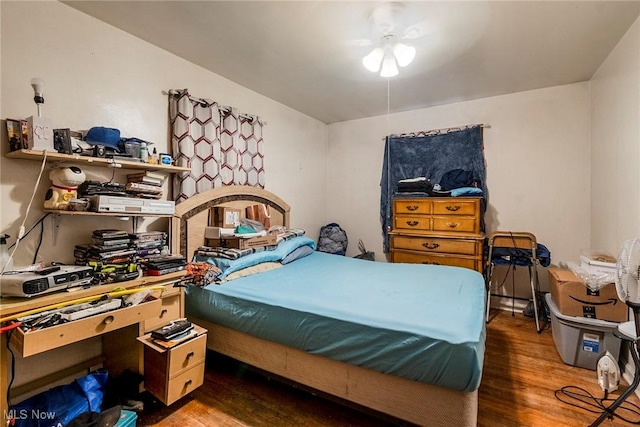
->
xmin=138 ymin=309 xmax=640 ymax=427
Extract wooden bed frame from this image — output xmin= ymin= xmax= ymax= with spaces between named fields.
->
xmin=171 ymin=185 xmax=479 ymax=426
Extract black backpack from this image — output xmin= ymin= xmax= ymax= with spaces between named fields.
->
xmin=317 ymin=223 xmax=348 ymax=256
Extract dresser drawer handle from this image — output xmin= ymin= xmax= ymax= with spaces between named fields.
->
xmin=406 ymin=205 xmax=419 ymax=211
xmin=447 ymin=222 xmax=459 ymax=228
xmin=185 ymin=379 xmax=193 ymax=388
xmin=406 ymin=220 xmax=419 ymax=227
xmin=186 ymin=351 xmax=195 ymax=359
xmin=446 ymin=205 xmax=461 ymax=211
xmin=421 ymin=261 xmax=440 ymax=265
xmin=422 ymin=242 xmax=440 ymax=249
xmin=160 ymin=309 xmax=168 ymax=317
xmin=103 ymin=315 xmax=115 ymax=325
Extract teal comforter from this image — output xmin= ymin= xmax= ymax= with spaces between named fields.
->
xmin=186 ymin=251 xmax=486 ymax=392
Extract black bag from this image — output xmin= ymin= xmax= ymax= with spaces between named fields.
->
xmin=353 ymin=239 xmax=375 ymax=261
xmin=317 ymin=223 xmax=348 ymax=255
xmin=439 ymin=169 xmax=476 ymax=191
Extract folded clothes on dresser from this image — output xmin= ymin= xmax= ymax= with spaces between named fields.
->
xmin=397 ymin=177 xmax=434 ymax=193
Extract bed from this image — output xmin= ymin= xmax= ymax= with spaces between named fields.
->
xmin=170 ymin=185 xmax=486 ymax=426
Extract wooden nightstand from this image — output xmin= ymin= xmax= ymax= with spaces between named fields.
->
xmin=139 ymin=324 xmax=207 ymax=405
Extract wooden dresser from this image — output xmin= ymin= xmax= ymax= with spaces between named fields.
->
xmin=389 ymin=196 xmax=485 ymax=273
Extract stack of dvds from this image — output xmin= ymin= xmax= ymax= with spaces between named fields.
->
xmin=143 ymin=254 xmax=187 ymax=276
xmin=130 ymin=231 xmax=167 ymax=260
xmin=125 ymin=171 xmax=165 ymax=199
xmin=75 ymin=229 xmax=136 ymax=265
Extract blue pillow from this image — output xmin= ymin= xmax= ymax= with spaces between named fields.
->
xmin=194 ymin=236 xmax=316 ymax=280
xmin=273 ymin=236 xmax=316 ymax=259
xmin=195 ymin=250 xmax=280 ymax=280
xmin=281 ymin=245 xmax=314 ymax=265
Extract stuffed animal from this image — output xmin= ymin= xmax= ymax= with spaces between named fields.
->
xmin=43 ymin=166 xmax=86 ymax=210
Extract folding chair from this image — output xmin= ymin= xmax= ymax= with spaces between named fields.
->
xmin=486 ymin=231 xmax=543 ymax=333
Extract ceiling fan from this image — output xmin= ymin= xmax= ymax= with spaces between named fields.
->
xmin=349 ymin=1 xmax=490 ymax=78
xmin=354 ymin=2 xmax=430 ymax=77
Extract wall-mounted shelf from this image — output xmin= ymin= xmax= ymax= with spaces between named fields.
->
xmin=43 ymin=209 xmax=173 ymax=218
xmin=44 ymin=209 xmax=174 ymax=235
xmin=5 ymin=149 xmax=190 ymax=173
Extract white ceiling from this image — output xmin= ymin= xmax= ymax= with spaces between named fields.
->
xmin=63 ymin=1 xmax=640 ymax=124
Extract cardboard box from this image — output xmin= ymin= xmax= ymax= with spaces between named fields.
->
xmin=206 ymin=234 xmax=277 ymax=250
xmin=548 ymin=268 xmax=627 ymax=323
xmin=211 ymin=207 xmax=241 ymax=228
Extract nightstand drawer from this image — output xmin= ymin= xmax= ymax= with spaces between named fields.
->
xmin=392 ymin=236 xmax=479 ymax=255
xmin=165 ymin=362 xmax=205 ymax=405
xmin=14 ymin=298 xmax=161 ymax=357
xmin=144 ymin=290 xmax=182 ymax=333
xmin=393 ymin=215 xmax=431 ymax=231
xmin=392 ymin=251 xmax=478 ymax=270
xmin=432 ymin=216 xmax=478 ymax=233
xmin=432 ymin=199 xmax=479 ymax=216
xmin=393 ymin=199 xmax=430 ymax=214
xmin=166 ymin=334 xmax=207 ymax=377
xmin=141 ymin=324 xmax=207 ymax=405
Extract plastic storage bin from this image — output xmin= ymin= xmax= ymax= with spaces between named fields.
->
xmin=546 ymin=293 xmax=622 ymax=370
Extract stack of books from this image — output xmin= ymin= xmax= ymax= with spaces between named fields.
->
xmin=129 ymin=231 xmax=167 ymax=260
xmin=125 ymin=171 xmax=166 ymax=199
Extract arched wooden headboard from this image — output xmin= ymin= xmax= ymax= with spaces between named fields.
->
xmin=170 ymin=185 xmax=291 ymax=257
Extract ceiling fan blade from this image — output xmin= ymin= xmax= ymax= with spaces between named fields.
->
xmin=402 ymin=20 xmax=437 ymax=40
xmin=344 ymin=38 xmax=374 ymax=47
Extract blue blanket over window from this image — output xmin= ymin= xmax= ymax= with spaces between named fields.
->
xmin=380 ymin=127 xmax=487 ymax=252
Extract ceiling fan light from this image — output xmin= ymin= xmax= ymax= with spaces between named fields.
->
xmin=380 ymin=54 xmax=398 ymax=78
xmin=363 ymin=47 xmax=384 ymax=72
xmin=393 ymin=43 xmax=416 ymax=67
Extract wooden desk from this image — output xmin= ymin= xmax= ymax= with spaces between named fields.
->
xmin=0 ymin=272 xmax=187 ymax=418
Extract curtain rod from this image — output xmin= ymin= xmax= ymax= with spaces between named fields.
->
xmin=166 ymin=89 xmax=267 ymax=125
xmin=385 ymin=123 xmax=490 ymax=140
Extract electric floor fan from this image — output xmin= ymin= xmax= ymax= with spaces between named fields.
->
xmin=591 ymin=238 xmax=640 ymax=426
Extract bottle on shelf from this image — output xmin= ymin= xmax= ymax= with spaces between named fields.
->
xmin=149 ymin=147 xmax=159 ymax=165
xmin=139 ymin=142 xmax=149 ymax=163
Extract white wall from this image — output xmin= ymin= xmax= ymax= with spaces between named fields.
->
xmin=0 ymin=0 xmax=327 ymax=392
xmin=0 ymin=1 xmax=328 ymax=269
xmin=591 ymin=16 xmax=640 ymax=253
xmin=327 ymin=83 xmax=592 ymax=281
xmin=590 ymin=13 xmax=640 ymax=391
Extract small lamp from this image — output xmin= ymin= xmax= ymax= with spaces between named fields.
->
xmin=26 ymin=78 xmax=55 ymax=152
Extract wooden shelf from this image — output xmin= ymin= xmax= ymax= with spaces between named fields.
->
xmin=5 ymin=149 xmax=190 ymax=173
xmin=43 ymin=209 xmax=174 ymax=218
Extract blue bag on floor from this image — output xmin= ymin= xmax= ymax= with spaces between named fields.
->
xmin=10 ymin=370 xmax=108 ymax=427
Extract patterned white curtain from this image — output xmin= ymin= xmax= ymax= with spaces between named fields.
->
xmin=169 ymin=89 xmax=265 ymax=203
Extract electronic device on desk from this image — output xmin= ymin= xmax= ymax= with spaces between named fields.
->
xmin=0 ymin=265 xmax=95 ymax=297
